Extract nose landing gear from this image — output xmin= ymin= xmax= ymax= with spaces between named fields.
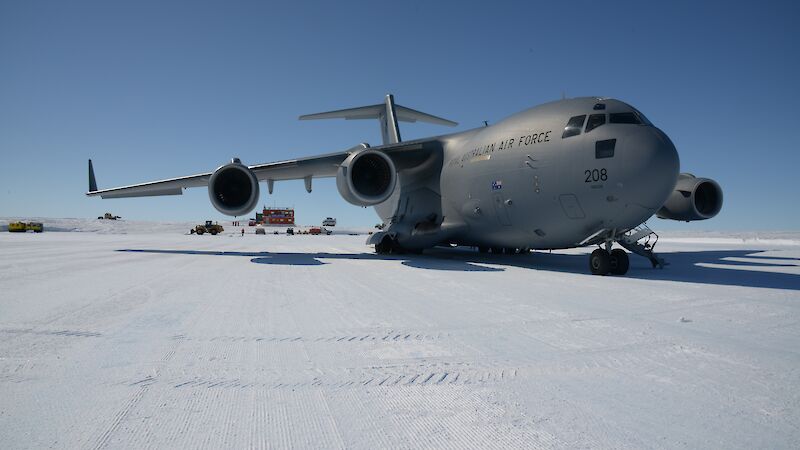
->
xmin=589 ymin=247 xmax=630 ymax=276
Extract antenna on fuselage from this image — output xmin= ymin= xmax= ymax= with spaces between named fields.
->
xmin=483 ymin=120 xmax=489 ymax=127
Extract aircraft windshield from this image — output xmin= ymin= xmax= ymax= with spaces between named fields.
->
xmin=609 ymin=112 xmax=642 ymax=124
xmin=562 ymin=115 xmax=586 ymax=138
xmin=586 ymin=114 xmax=606 ymax=132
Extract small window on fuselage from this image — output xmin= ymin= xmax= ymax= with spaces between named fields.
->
xmin=562 ymin=115 xmax=586 ymax=138
xmin=585 ymin=114 xmax=606 ymax=132
xmin=609 ymin=112 xmax=642 ymax=124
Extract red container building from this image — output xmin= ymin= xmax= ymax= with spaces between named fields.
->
xmin=256 ymin=207 xmax=295 ymax=226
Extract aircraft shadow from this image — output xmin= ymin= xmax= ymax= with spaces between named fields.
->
xmin=116 ymin=248 xmax=800 ymax=290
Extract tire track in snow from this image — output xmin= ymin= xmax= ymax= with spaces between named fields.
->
xmin=171 ymin=330 xmax=445 ymax=344
xmin=90 ymin=385 xmax=148 ymax=450
xmin=0 ymin=328 xmax=102 ymax=338
xmin=134 ymin=365 xmax=520 ymax=391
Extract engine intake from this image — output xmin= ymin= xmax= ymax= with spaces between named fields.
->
xmin=208 ymin=160 xmax=260 ymax=216
xmin=336 ymin=149 xmax=397 ymax=206
xmin=656 ymin=173 xmax=723 ymax=221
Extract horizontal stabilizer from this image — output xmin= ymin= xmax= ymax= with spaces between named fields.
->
xmin=300 ymin=103 xmax=457 ymax=127
xmin=300 ymin=94 xmax=456 ymax=145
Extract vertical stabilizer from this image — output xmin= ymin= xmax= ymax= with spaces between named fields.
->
xmin=382 ymin=94 xmax=401 ymax=145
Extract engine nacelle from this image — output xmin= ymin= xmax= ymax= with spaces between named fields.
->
xmin=208 ymin=159 xmax=260 ymax=216
xmin=656 ymin=173 xmax=723 ymax=221
xmin=336 ymin=149 xmax=397 ymax=206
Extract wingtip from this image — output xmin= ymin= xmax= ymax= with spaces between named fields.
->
xmin=88 ymin=159 xmax=98 ymax=193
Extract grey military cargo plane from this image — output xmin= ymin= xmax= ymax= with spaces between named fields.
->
xmin=87 ymin=95 xmax=722 ymax=275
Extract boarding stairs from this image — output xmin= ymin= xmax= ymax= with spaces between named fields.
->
xmin=617 ymin=224 xmax=666 ymax=269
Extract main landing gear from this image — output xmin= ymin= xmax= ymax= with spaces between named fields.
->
xmin=589 ymin=247 xmax=630 ymax=276
xmin=374 ymin=235 xmax=422 ymax=255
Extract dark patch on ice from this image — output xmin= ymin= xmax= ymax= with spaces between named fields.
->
xmin=421 ymin=248 xmax=800 ymax=291
xmin=250 ymin=255 xmax=325 ymax=266
xmin=116 ymin=248 xmax=800 ymax=290
xmin=117 ymin=248 xmax=501 ymax=271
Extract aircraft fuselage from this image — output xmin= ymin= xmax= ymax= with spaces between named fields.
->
xmin=384 ymin=97 xmax=680 ymax=250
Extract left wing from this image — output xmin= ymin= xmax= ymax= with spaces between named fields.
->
xmin=86 ymin=140 xmax=436 ymax=198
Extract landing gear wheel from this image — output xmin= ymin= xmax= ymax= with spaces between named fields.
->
xmin=376 ymin=236 xmax=406 ymax=255
xmin=589 ymin=249 xmax=611 ymax=275
xmin=375 ymin=236 xmax=392 ymax=254
xmin=478 ymin=246 xmax=489 ymax=254
xmin=609 ymin=249 xmax=630 ymax=275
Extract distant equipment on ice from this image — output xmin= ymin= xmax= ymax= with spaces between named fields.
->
xmin=322 ymin=217 xmax=337 ymax=227
xmin=190 ymin=220 xmax=224 ymax=235
xmin=8 ymin=221 xmax=43 ymax=233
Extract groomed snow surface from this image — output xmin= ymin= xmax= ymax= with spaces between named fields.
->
xmin=1 ymin=219 xmax=799 ymax=449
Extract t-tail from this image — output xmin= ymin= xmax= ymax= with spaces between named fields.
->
xmin=299 ymin=94 xmax=457 ymax=145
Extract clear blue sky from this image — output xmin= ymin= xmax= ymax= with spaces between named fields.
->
xmin=1 ymin=0 xmax=797 ymax=230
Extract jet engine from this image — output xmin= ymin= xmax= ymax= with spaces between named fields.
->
xmin=336 ymin=149 xmax=397 ymax=206
xmin=208 ymin=159 xmax=260 ymax=216
xmin=656 ymin=173 xmax=723 ymax=221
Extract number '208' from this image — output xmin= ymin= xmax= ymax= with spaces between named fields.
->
xmin=584 ymin=168 xmax=607 ymax=183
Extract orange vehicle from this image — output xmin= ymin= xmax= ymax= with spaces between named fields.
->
xmin=309 ymin=227 xmax=322 ymax=235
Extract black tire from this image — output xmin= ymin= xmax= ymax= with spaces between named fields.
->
xmin=197 ymin=230 xmax=204 ymax=235
xmin=609 ymin=249 xmax=630 ymax=275
xmin=491 ymin=247 xmax=503 ymax=254
xmin=210 ymin=230 xmax=217 ymax=235
xmin=375 ymin=236 xmax=392 ymax=254
xmin=589 ymin=249 xmax=611 ymax=275
xmin=478 ymin=246 xmax=489 ymax=253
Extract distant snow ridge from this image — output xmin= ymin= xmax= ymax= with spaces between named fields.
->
xmin=0 ymin=217 xmax=196 ymax=234
xmin=0 ymin=218 xmax=373 ymax=235
xmin=659 ymin=230 xmax=800 ymax=246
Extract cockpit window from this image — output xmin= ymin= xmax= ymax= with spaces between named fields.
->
xmin=562 ymin=115 xmax=586 ymax=138
xmin=585 ymin=114 xmax=606 ymax=132
xmin=609 ymin=112 xmax=642 ymax=124
xmin=633 ymin=108 xmax=652 ymax=125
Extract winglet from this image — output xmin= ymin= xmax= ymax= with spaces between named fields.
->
xmin=88 ymin=159 xmax=98 ymax=193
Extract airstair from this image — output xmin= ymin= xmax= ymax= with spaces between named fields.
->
xmin=617 ymin=224 xmax=666 ymax=268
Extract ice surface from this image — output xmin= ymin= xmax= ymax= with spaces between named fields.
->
xmin=1 ymin=220 xmax=799 ymax=448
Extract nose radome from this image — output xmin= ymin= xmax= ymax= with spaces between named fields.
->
xmin=622 ymin=127 xmax=680 ymax=209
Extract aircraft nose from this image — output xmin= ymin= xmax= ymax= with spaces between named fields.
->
xmin=620 ymin=127 xmax=680 ymax=209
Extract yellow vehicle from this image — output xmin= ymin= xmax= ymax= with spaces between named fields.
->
xmin=8 ymin=221 xmax=27 ymax=232
xmin=190 ymin=220 xmax=224 ymax=235
xmin=26 ymin=222 xmax=43 ymax=233
xmin=7 ymin=221 xmax=43 ymax=233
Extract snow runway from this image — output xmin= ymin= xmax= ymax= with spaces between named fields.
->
xmin=2 ymin=229 xmax=799 ymax=448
